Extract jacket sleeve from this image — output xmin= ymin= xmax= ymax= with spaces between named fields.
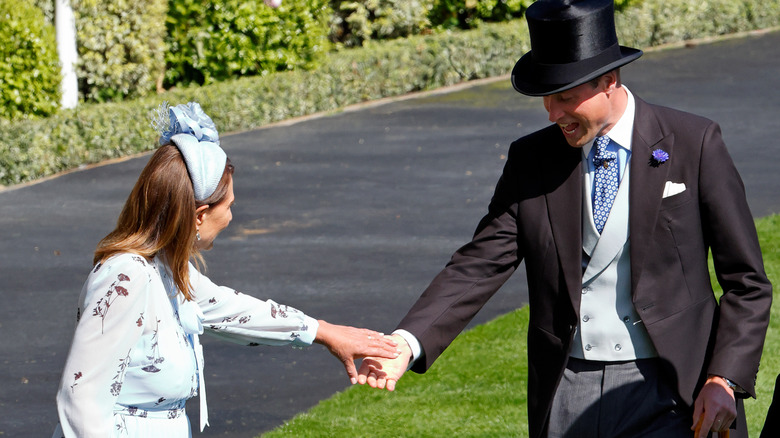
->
xmin=698 ymin=121 xmax=772 ymax=397
xmin=397 ymin=144 xmax=525 ymax=372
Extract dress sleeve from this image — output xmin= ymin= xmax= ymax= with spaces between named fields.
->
xmin=55 ymin=255 xmax=151 ymax=438
xmin=189 ymin=264 xmax=319 ymax=347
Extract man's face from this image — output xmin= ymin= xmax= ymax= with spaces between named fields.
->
xmin=542 ymin=76 xmax=618 ymax=148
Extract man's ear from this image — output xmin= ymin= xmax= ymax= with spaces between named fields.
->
xmin=195 ymin=204 xmax=209 ymax=226
xmin=602 ymin=70 xmax=619 ymax=94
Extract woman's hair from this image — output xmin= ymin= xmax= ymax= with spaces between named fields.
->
xmin=93 ymin=144 xmax=235 ymax=300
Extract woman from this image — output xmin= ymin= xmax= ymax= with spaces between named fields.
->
xmin=53 ymin=103 xmax=398 ymax=437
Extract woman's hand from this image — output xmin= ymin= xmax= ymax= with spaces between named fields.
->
xmin=314 ymin=320 xmax=400 ymax=384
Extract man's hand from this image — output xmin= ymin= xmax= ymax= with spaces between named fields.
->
xmin=691 ymin=375 xmax=737 ymax=438
xmin=357 ymin=334 xmax=412 ymax=391
xmin=314 ymin=320 xmax=400 ymax=384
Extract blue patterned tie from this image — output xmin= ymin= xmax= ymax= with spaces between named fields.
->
xmin=592 ymin=135 xmax=618 ymax=234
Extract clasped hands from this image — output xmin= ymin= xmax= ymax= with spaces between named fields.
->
xmin=314 ymin=322 xmax=412 ymax=387
xmin=356 ymin=334 xmax=412 ymax=391
xmin=314 ymin=321 xmax=403 ymax=384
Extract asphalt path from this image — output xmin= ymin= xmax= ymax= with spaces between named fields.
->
xmin=1 ymin=29 xmax=778 ymax=438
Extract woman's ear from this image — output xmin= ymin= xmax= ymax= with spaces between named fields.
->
xmin=195 ymin=204 xmax=209 ymax=227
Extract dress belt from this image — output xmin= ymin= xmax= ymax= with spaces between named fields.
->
xmin=115 ymin=400 xmax=187 ymax=419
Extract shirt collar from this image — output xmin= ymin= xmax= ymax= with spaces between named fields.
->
xmin=582 ymin=86 xmax=635 ymax=156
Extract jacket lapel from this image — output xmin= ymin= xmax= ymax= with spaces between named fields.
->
xmin=629 ymin=98 xmax=675 ymax=293
xmin=544 ymin=134 xmax=585 ymax=310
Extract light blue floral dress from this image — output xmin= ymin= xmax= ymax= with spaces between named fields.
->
xmin=53 ymin=253 xmax=318 ymax=437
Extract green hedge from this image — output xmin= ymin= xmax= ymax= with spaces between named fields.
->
xmin=26 ymin=0 xmax=162 ymax=104
xmin=0 ymin=0 xmax=60 ymax=120
xmin=1 ymin=0 xmax=778 ymax=187
xmin=73 ymin=0 xmax=167 ymax=102
xmin=617 ymin=0 xmax=779 ymax=45
xmin=165 ymin=0 xmax=331 ymax=87
xmin=329 ymin=0 xmax=435 ymax=47
xmin=428 ymin=0 xmax=531 ymax=29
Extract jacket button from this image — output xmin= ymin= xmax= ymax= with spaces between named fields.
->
xmin=615 ymin=344 xmax=622 ymax=351
xmin=585 ymin=344 xmax=592 ymax=351
xmin=623 ymin=316 xmax=630 ymax=323
xmin=583 ymin=315 xmax=590 ymax=322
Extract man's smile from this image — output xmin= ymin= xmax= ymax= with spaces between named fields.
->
xmin=559 ymin=122 xmax=579 ymax=135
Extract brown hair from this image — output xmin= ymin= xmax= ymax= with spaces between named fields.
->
xmin=588 ymin=68 xmax=622 ymax=88
xmin=93 ymin=144 xmax=235 ymax=300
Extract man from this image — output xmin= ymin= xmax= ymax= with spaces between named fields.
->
xmin=357 ymin=0 xmax=772 ymax=437
xmin=760 ymin=374 xmax=780 ymax=437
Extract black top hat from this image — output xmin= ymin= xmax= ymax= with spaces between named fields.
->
xmin=511 ymin=0 xmax=642 ymax=96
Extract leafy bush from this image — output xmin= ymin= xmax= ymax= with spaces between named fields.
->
xmin=1 ymin=0 xmax=778 ymax=186
xmin=617 ymin=0 xmax=779 ymax=46
xmin=73 ymin=0 xmax=167 ymax=102
xmin=614 ymin=0 xmax=640 ymax=13
xmin=427 ymin=0 xmax=640 ymax=30
xmin=428 ymin=0 xmax=531 ymax=29
xmin=0 ymin=20 xmax=527 ymax=185
xmin=0 ymin=101 xmax=154 ymax=185
xmin=0 ymin=0 xmax=61 ymax=120
xmin=32 ymin=0 xmax=54 ymax=22
xmin=164 ymin=0 xmax=331 ymax=87
xmin=329 ymin=0 xmax=435 ymax=47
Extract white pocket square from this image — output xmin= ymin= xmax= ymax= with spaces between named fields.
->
xmin=662 ymin=181 xmax=686 ymax=198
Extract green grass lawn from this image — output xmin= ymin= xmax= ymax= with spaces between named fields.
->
xmin=262 ymin=214 xmax=780 ymax=437
xmin=745 ymin=214 xmax=780 ymax=436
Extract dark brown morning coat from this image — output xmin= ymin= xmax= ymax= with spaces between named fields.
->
xmin=397 ymin=96 xmax=772 ymax=438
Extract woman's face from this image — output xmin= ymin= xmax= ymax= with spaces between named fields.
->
xmin=195 ymin=177 xmax=234 ymax=251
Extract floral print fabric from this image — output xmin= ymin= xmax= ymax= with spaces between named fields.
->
xmin=54 ymin=253 xmax=318 ymax=437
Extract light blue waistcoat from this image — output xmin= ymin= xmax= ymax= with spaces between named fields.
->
xmin=571 ymin=168 xmax=658 ymax=361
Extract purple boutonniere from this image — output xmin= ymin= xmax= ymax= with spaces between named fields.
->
xmin=649 ymin=149 xmax=669 ymax=167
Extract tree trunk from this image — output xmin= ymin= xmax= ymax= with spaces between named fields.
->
xmin=55 ymin=0 xmax=78 ymax=109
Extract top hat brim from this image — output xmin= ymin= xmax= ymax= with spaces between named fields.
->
xmin=511 ymin=46 xmax=642 ymax=97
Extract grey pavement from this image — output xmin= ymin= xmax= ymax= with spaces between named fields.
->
xmin=1 ymin=29 xmax=779 ymax=438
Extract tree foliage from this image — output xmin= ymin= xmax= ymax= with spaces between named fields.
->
xmin=164 ymin=0 xmax=331 ymax=87
xmin=329 ymin=0 xmax=435 ymax=47
xmin=0 ymin=0 xmax=61 ymax=120
xmin=72 ymin=0 xmax=167 ymax=102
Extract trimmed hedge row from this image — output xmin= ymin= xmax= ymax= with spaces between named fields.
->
xmin=1 ymin=0 xmax=778 ymax=187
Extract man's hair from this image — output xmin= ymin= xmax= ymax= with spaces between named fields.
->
xmin=94 ymin=144 xmax=235 ymax=300
xmin=588 ymin=68 xmax=622 ymax=88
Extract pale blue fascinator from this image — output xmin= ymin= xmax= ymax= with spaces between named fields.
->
xmin=151 ymin=102 xmax=228 ymax=201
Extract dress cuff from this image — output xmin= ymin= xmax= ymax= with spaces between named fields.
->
xmin=298 ymin=316 xmax=320 ymax=345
